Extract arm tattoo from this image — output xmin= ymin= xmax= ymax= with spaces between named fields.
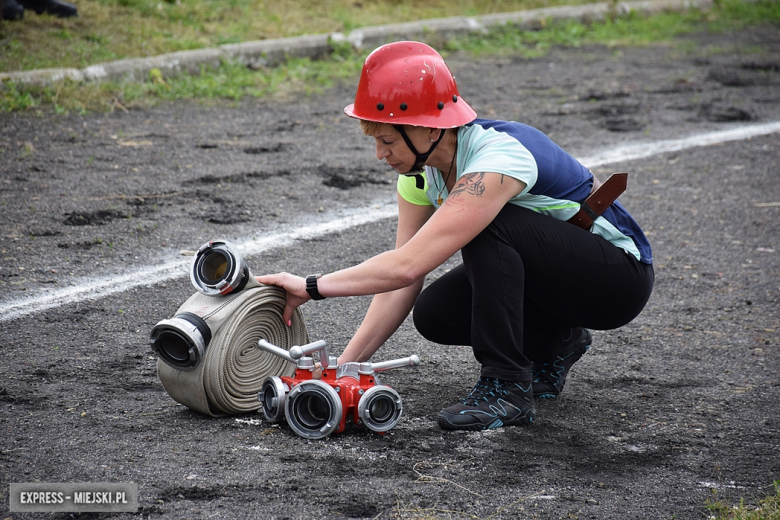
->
xmin=450 ymin=172 xmax=486 ymax=198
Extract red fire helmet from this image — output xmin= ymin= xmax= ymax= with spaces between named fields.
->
xmin=344 ymin=41 xmax=477 ymax=128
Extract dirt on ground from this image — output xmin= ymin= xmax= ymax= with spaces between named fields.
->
xmin=1 ymin=24 xmax=779 ymax=519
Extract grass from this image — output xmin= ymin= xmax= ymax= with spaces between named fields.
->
xmin=0 ymin=0 xmax=600 ymax=72
xmin=1 ymin=0 xmax=778 ymax=113
xmin=444 ymin=0 xmax=780 ymax=54
xmin=706 ymin=481 xmax=780 ymax=520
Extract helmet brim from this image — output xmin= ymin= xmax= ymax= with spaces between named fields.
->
xmin=343 ymin=101 xmax=477 ymax=129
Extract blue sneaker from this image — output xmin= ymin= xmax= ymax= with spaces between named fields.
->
xmin=532 ymin=328 xmax=592 ymax=399
xmin=437 ymin=377 xmax=536 ymax=431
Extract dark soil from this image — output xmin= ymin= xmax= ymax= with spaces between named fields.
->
xmin=1 ymin=25 xmax=779 ymax=519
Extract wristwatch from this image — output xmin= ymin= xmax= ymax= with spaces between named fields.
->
xmin=305 ymin=274 xmax=325 ymax=300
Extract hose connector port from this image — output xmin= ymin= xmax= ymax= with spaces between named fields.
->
xmin=190 ymin=240 xmax=249 ymax=296
xmin=150 ymin=312 xmax=212 ymax=371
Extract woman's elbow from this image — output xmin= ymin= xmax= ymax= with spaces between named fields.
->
xmin=395 ymin=264 xmax=426 ymax=289
xmin=384 ymin=247 xmax=430 ymax=289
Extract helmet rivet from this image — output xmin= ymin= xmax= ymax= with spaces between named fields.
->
xmin=400 ymin=103 xmax=407 ymax=111
xmin=437 ymin=102 xmax=444 ymax=110
xmin=452 ymin=95 xmax=458 ymax=103
xmin=376 ymin=103 xmax=384 ymax=111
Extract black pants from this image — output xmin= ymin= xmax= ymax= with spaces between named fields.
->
xmin=413 ymin=204 xmax=654 ymax=382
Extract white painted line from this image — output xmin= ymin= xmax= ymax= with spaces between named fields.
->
xmin=0 ymin=202 xmax=398 ymax=323
xmin=2 ymin=121 xmax=779 ymax=323
xmin=579 ymin=121 xmax=780 ymax=168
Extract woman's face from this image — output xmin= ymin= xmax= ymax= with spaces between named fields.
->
xmin=368 ymin=124 xmax=434 ymax=174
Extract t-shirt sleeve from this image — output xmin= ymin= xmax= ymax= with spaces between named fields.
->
xmin=397 ymin=174 xmax=432 ymax=206
xmin=460 ymin=130 xmax=538 ymax=192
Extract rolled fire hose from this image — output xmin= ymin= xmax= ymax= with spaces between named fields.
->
xmin=154 ymin=243 xmax=309 ymax=417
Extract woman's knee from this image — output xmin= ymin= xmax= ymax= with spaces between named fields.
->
xmin=412 ymin=290 xmax=448 ymax=341
xmin=412 ymin=303 xmax=437 ymax=341
xmin=412 ymin=271 xmax=472 ymax=345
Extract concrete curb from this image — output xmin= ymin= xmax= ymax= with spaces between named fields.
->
xmin=0 ymin=0 xmax=713 ymax=86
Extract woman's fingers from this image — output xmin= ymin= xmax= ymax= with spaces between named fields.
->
xmin=255 ymin=273 xmax=311 ymax=326
xmin=283 ymin=302 xmax=295 ymax=327
xmin=255 ymin=273 xmax=287 ymax=287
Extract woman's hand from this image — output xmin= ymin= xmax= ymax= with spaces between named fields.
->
xmin=255 ymin=272 xmax=310 ymax=326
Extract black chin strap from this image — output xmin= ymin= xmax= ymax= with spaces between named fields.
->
xmin=395 ymin=126 xmax=446 ymax=190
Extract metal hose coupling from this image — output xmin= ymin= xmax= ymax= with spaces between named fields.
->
xmin=190 ymin=240 xmax=251 ymax=296
xmin=150 ymin=312 xmax=212 ymax=371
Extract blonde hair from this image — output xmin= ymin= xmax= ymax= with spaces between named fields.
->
xmin=358 ymin=119 xmax=458 ymax=138
xmin=359 ymin=119 xmax=384 ymax=136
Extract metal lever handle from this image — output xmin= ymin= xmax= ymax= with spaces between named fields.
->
xmin=363 ymin=354 xmax=420 ymax=373
xmin=288 ymin=340 xmax=330 ymax=368
xmin=257 ymin=339 xmax=296 ymax=364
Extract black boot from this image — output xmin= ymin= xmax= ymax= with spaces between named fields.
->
xmin=437 ymin=377 xmax=536 ymax=430
xmin=2 ymin=0 xmax=25 ymax=20
xmin=18 ymin=0 xmax=77 ymax=17
xmin=532 ymin=327 xmax=592 ymax=399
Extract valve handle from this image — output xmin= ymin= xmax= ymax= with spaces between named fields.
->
xmin=362 ymin=354 xmax=420 ymax=373
xmin=288 ymin=340 xmax=330 ymax=368
xmin=257 ymin=339 xmax=296 ymax=364
xmin=258 ymin=339 xmax=419 ymax=373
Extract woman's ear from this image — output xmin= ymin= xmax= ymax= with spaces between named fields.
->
xmin=428 ymin=127 xmax=444 ymax=142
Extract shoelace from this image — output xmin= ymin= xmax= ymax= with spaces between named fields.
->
xmin=462 ymin=377 xmax=504 ymax=405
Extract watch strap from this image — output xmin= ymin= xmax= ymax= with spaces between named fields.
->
xmin=305 ymin=274 xmax=325 ymax=300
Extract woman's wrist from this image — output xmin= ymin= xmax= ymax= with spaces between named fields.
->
xmin=305 ymin=273 xmax=325 ymax=300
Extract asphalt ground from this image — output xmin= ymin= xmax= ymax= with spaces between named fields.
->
xmin=1 ymin=24 xmax=779 ymax=519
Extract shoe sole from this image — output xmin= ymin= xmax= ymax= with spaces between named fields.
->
xmin=436 ymin=412 xmax=534 ymax=431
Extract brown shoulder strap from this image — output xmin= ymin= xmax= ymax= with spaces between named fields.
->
xmin=567 ymin=172 xmax=628 ymax=230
